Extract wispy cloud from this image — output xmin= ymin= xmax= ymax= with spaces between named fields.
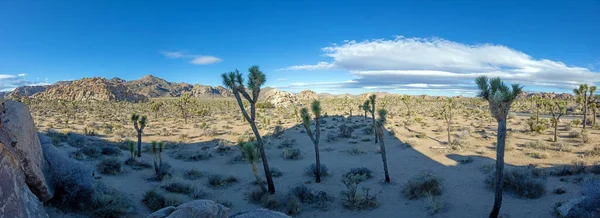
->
xmin=160 ymin=51 xmax=222 ymax=65
xmin=0 ymin=74 xmax=50 ymax=92
xmin=283 ymin=36 xmax=600 ymax=93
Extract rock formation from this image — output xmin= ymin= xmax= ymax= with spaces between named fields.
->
xmin=263 ymin=89 xmax=298 ymax=107
xmin=146 ymin=200 xmax=230 ymax=218
xmin=32 ymin=77 xmax=148 ymax=102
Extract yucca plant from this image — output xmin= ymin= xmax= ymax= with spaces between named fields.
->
xmin=131 ymin=113 xmax=147 ymax=157
xmin=367 ymin=95 xmax=377 ymax=143
xmin=548 ymin=100 xmax=567 ymax=142
xmin=221 ymin=65 xmax=275 ymax=194
xmin=151 ymin=141 xmax=165 ymax=179
xmin=361 ymin=101 xmax=369 ymax=119
xmin=239 ymin=141 xmax=263 ymax=189
xmin=441 ymin=98 xmax=455 ymax=144
xmin=475 ymin=76 xmax=523 ymax=218
xmin=300 ymin=100 xmax=323 ymax=183
xmin=128 ymin=141 xmax=135 ymax=160
xmin=375 ymin=108 xmax=390 ymax=183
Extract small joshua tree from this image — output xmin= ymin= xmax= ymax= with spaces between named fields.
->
xmin=177 ymin=93 xmax=193 ymax=124
xmin=150 ymin=101 xmax=163 ymax=119
xmin=548 ymin=100 xmax=567 ymax=142
xmin=301 ymin=100 xmax=322 ymax=183
xmin=222 ymin=65 xmax=275 ymax=194
xmin=441 ymin=98 xmax=455 ymax=144
xmin=239 ymin=141 xmax=264 ymax=189
xmin=128 ymin=141 xmax=136 ymax=160
xmin=131 ymin=113 xmax=147 ymax=157
xmin=375 ymin=109 xmax=390 ymax=183
xmin=151 ymin=141 xmax=165 ymax=180
xmin=401 ymin=95 xmax=412 ymax=116
xmin=475 ymin=76 xmax=523 ymax=218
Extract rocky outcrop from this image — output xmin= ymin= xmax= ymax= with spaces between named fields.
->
xmin=1 ymin=100 xmax=54 ymax=202
xmin=189 ymin=85 xmax=232 ymax=98
xmin=230 ymin=209 xmax=291 ymax=218
xmin=297 ymin=90 xmax=318 ymax=101
xmin=518 ymin=92 xmax=575 ymax=100
xmin=147 ymin=200 xmax=230 ymax=218
xmin=0 ymin=142 xmax=48 ymax=218
xmin=33 ymin=77 xmax=147 ymax=102
xmin=263 ymin=89 xmax=298 ymax=107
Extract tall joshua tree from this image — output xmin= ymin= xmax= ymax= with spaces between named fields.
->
xmin=401 ymin=95 xmax=412 ymax=116
xmin=375 ymin=108 xmax=390 ymax=183
xmin=131 ymin=113 xmax=147 ymax=157
xmin=441 ymin=98 xmax=455 ymax=144
xmin=362 ymin=100 xmax=370 ymax=119
xmin=222 ymin=65 xmax=275 ymax=194
xmin=475 ymin=76 xmax=523 ymax=218
xmin=151 ymin=141 xmax=165 ymax=180
xmin=177 ymin=93 xmax=192 ymax=124
xmin=367 ymin=95 xmax=378 ymax=143
xmin=301 ymin=100 xmax=322 ymax=183
xmin=573 ymin=84 xmax=589 ymax=130
xmin=548 ymin=100 xmax=567 ymax=142
xmin=150 ymin=101 xmax=163 ymax=119
xmin=588 ymin=86 xmax=597 ymax=127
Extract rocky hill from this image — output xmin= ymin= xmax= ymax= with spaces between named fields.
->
xmin=32 ymin=77 xmax=148 ymax=102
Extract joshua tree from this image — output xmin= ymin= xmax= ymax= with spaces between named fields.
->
xmin=151 ymin=141 xmax=165 ymax=180
xmin=300 ymin=100 xmax=322 ymax=183
xmin=588 ymin=86 xmax=597 ymax=126
xmin=591 ymin=102 xmax=598 ymax=126
xmin=361 ymin=101 xmax=370 ymax=119
xmin=221 ymin=65 xmax=275 ymax=194
xmin=573 ymin=84 xmax=590 ymax=130
xmin=177 ymin=93 xmax=192 ymax=124
xmin=367 ymin=95 xmax=378 ymax=143
xmin=375 ymin=108 xmax=390 ymax=183
xmin=131 ymin=113 xmax=147 ymax=157
xmin=150 ymin=101 xmax=163 ymax=119
xmin=548 ymin=100 xmax=567 ymax=142
xmin=239 ymin=141 xmax=263 ymax=189
xmin=530 ymin=95 xmax=543 ymax=123
xmin=128 ymin=141 xmax=136 ymax=160
xmin=441 ymin=98 xmax=455 ymax=144
xmin=401 ymin=95 xmax=412 ymax=116
xmin=475 ymin=76 xmax=523 ymax=218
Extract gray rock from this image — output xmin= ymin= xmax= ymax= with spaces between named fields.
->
xmin=230 ymin=208 xmax=291 ymax=218
xmin=147 ymin=200 xmax=230 ymax=218
xmin=557 ymin=196 xmax=587 ymax=217
xmin=1 ymin=100 xmax=54 ymax=202
xmin=0 ymin=142 xmax=48 ymax=218
xmin=146 ymin=206 xmax=176 ymax=218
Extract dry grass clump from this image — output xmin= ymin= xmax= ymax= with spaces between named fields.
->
xmin=207 ymin=174 xmax=238 ymax=188
xmin=96 ymin=158 xmax=123 ymax=175
xmin=402 ymin=172 xmax=444 ymax=200
xmin=485 ymin=168 xmax=546 ymax=199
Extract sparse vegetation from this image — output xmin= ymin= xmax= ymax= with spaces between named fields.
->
xmin=402 ymin=172 xmax=444 ymax=200
xmin=485 ymin=168 xmax=546 ymax=199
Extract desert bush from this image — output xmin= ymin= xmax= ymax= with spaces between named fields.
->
xmin=142 ymin=190 xmax=166 ymax=211
xmin=450 ymin=138 xmax=469 ymax=150
xmin=182 ymin=168 xmax=204 ymax=180
xmin=124 ymin=158 xmax=152 ymax=170
xmin=101 ymin=146 xmax=122 ymax=156
xmin=581 ymin=132 xmax=590 ymax=143
xmin=402 ymin=172 xmax=443 ymax=200
xmin=97 ymin=158 xmax=123 ymax=175
xmin=260 ymin=193 xmax=280 ymax=209
xmin=347 ymin=147 xmax=366 ymax=155
xmin=283 ymin=148 xmax=302 ymax=160
xmin=572 ymin=118 xmax=582 ymax=126
xmin=404 ymin=138 xmax=419 ymax=147
xmin=362 ymin=126 xmax=374 ymax=135
xmin=586 ymin=146 xmax=600 ymax=157
xmin=286 ymin=196 xmax=303 ymax=215
xmin=46 ymin=129 xmax=68 ymax=146
xmin=569 ymin=131 xmax=581 ymax=138
xmin=278 ymin=139 xmax=296 ymax=149
xmin=42 ymin=139 xmax=132 ymax=217
xmin=305 ymin=163 xmax=331 ymax=178
xmin=551 ymin=161 xmax=586 ymax=176
xmin=340 ymin=174 xmax=379 ymax=210
xmin=81 ymin=145 xmax=102 ymax=158
xmin=67 ymin=133 xmax=88 ymax=148
xmin=290 ymin=185 xmax=316 ymax=203
xmin=529 ymin=152 xmax=549 ymax=159
xmin=426 ymin=192 xmax=446 ymax=215
xmin=208 ymin=174 xmax=238 ymax=188
xmin=169 ymin=149 xmax=213 ymax=161
xmin=326 ymin=133 xmax=338 ymax=142
xmin=523 ymin=140 xmax=548 ymax=150
xmin=339 ymin=124 xmax=354 ymax=138
xmin=273 ymin=125 xmax=284 ymax=138
xmin=343 ymin=167 xmax=373 ymax=183
xmin=270 ymin=167 xmax=283 ymax=177
xmin=162 ymin=181 xmax=194 ymax=194
xmin=553 ymin=140 xmax=571 ymax=152
xmin=485 ymin=168 xmax=546 ymax=199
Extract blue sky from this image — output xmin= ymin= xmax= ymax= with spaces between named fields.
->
xmin=1 ymin=0 xmax=599 ymax=95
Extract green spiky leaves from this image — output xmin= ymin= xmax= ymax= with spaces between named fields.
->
xmin=241 ymin=142 xmax=259 ymax=162
xmin=475 ymin=76 xmax=524 ymax=120
xmin=376 ymin=109 xmax=387 ymax=127
xmin=311 ymin=100 xmax=321 ymax=117
xmin=300 ymin=107 xmax=310 ymax=128
xmin=247 ymin=65 xmax=266 ymax=91
xmin=131 ymin=113 xmax=139 ymax=122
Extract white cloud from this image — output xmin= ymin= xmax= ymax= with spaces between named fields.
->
xmin=0 ymin=73 xmax=49 ymax=92
xmin=160 ymin=51 xmax=221 ymax=65
xmin=190 ymin=56 xmax=222 ymax=65
xmin=283 ymin=36 xmax=600 ymax=93
xmin=17 ymin=73 xmax=26 ymax=77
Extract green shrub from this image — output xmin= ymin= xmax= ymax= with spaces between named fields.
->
xmin=142 ymin=190 xmax=166 ymax=212
xmin=101 ymin=146 xmax=122 ymax=156
xmin=97 ymin=158 xmax=122 ymax=175
xmin=340 ymin=174 xmax=379 ymax=210
xmin=305 ymin=164 xmax=331 ymax=178
xmin=485 ymin=169 xmax=546 ymax=199
xmin=402 ymin=172 xmax=443 ymax=200
xmin=208 ymin=175 xmax=238 ymax=188
xmin=343 ymin=167 xmax=373 ymax=183
xmin=283 ymin=148 xmax=302 ymax=160
xmin=81 ymin=145 xmax=102 ymax=158
xmin=182 ymin=169 xmax=204 ymax=180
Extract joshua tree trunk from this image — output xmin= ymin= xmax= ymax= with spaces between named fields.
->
xmin=314 ymin=115 xmax=322 ymax=183
xmin=489 ymin=119 xmax=507 ymax=218
xmin=371 ymin=110 xmax=377 ymax=143
xmin=250 ymin=161 xmax=261 ymax=185
xmin=447 ymin=122 xmax=451 ymax=144
xmin=250 ymin=124 xmax=275 ymax=193
xmin=377 ymin=127 xmax=390 ymax=183
xmin=583 ymin=100 xmax=588 ymax=130
xmin=137 ymin=132 xmax=142 ymax=157
xmin=553 ymin=121 xmax=558 ymax=142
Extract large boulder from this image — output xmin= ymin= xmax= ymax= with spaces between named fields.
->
xmin=0 ymin=142 xmax=48 ymax=218
xmin=263 ymin=89 xmax=298 ymax=107
xmin=556 ymin=196 xmax=587 ymax=217
xmin=230 ymin=208 xmax=291 ymax=218
xmin=147 ymin=200 xmax=230 ymax=218
xmin=1 ymin=100 xmax=54 ymax=202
